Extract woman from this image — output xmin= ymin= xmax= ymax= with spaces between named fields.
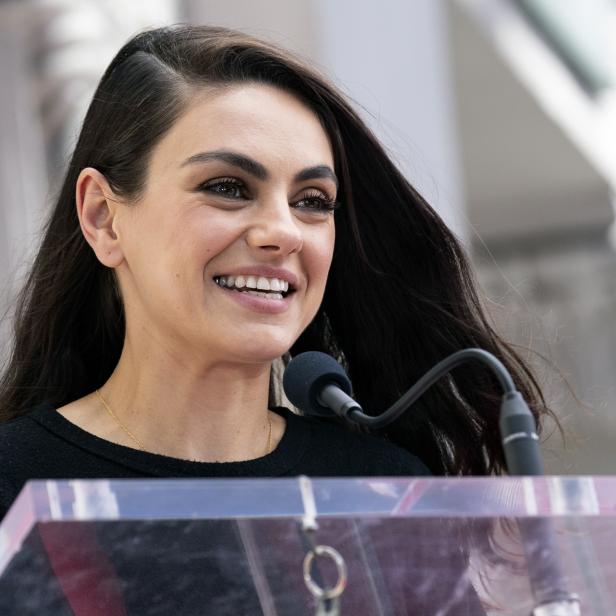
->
xmin=0 ymin=24 xmax=548 ymax=612
xmin=0 ymin=23 xmax=551 ymax=500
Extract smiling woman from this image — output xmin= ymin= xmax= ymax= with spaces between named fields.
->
xmin=0 ymin=26 xmax=552 ymax=508
xmin=0 ymin=23 xmax=556 ymax=615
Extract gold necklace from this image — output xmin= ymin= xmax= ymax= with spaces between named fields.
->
xmin=96 ymin=389 xmax=145 ymax=451
xmin=95 ymin=389 xmax=273 ymax=456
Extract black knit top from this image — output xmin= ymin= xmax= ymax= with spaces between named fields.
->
xmin=0 ymin=404 xmax=430 ymax=519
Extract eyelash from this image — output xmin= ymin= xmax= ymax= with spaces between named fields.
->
xmin=198 ymin=177 xmax=340 ymax=213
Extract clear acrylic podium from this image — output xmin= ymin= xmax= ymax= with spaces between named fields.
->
xmin=0 ymin=476 xmax=612 ymax=615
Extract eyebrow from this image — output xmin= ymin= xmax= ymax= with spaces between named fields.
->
xmin=180 ymin=149 xmax=339 ymax=189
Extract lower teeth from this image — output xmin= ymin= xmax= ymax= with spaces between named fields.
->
xmin=215 ymin=280 xmax=284 ymax=300
xmin=242 ymin=290 xmax=283 ymax=300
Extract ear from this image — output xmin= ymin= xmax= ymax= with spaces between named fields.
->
xmin=76 ymin=168 xmax=124 ymax=268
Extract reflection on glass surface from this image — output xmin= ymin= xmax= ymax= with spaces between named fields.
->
xmin=0 ymin=477 xmax=613 ymax=614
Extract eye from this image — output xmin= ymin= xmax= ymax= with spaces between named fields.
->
xmin=197 ymin=177 xmax=247 ymax=200
xmin=292 ymin=190 xmax=340 ymax=215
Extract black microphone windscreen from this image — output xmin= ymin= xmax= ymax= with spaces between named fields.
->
xmin=282 ymin=351 xmax=352 ymax=417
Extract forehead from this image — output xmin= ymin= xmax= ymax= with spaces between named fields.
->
xmin=150 ymin=83 xmax=334 ymax=175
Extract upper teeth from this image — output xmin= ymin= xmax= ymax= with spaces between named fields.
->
xmin=216 ymin=275 xmax=290 ymax=293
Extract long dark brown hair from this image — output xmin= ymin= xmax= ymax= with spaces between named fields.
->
xmin=0 ymin=24 xmax=552 ymax=475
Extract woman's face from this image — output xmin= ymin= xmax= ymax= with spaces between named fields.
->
xmin=113 ymin=83 xmax=337 ymax=364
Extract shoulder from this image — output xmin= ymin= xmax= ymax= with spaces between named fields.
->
xmin=0 ymin=404 xmax=57 ymax=455
xmin=0 ymin=408 xmax=49 ymax=458
xmin=281 ymin=409 xmax=431 ymax=477
xmin=0 ymin=404 xmax=76 ymax=505
xmin=0 ymin=402 xmax=60 ymax=445
xmin=0 ymin=409 xmax=53 ymax=519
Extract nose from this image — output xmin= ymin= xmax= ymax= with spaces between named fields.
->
xmin=245 ymin=195 xmax=303 ymax=256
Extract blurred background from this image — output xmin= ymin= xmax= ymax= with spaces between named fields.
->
xmin=1 ymin=0 xmax=615 ymax=473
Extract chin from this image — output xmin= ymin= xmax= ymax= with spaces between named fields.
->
xmin=239 ymin=343 xmax=290 ymax=364
xmin=230 ymin=333 xmax=294 ymax=364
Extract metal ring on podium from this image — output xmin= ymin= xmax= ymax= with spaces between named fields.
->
xmin=302 ymin=545 xmax=348 ymax=600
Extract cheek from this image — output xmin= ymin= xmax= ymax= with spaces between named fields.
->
xmin=306 ymin=224 xmax=335 ymax=292
xmin=171 ymin=210 xmax=243 ymax=282
xmin=192 ymin=209 xmax=244 ymax=255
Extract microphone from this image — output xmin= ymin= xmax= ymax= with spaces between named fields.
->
xmin=282 ymin=351 xmax=362 ymax=419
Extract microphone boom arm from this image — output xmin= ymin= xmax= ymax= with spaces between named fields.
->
xmin=342 ymin=348 xmax=515 ymax=427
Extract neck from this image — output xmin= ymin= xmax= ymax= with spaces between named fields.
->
xmin=83 ymin=341 xmax=280 ymax=462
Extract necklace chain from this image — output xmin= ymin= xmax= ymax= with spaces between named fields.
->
xmin=95 ymin=389 xmax=273 ymax=456
xmin=96 ymin=389 xmax=146 ymax=451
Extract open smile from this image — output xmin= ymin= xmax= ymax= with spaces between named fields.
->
xmin=212 ymin=273 xmax=298 ymax=315
xmin=213 ymin=274 xmax=296 ymax=300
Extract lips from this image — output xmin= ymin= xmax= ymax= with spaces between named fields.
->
xmin=210 ymin=266 xmax=299 ymax=314
xmin=213 ymin=277 xmax=294 ymax=314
